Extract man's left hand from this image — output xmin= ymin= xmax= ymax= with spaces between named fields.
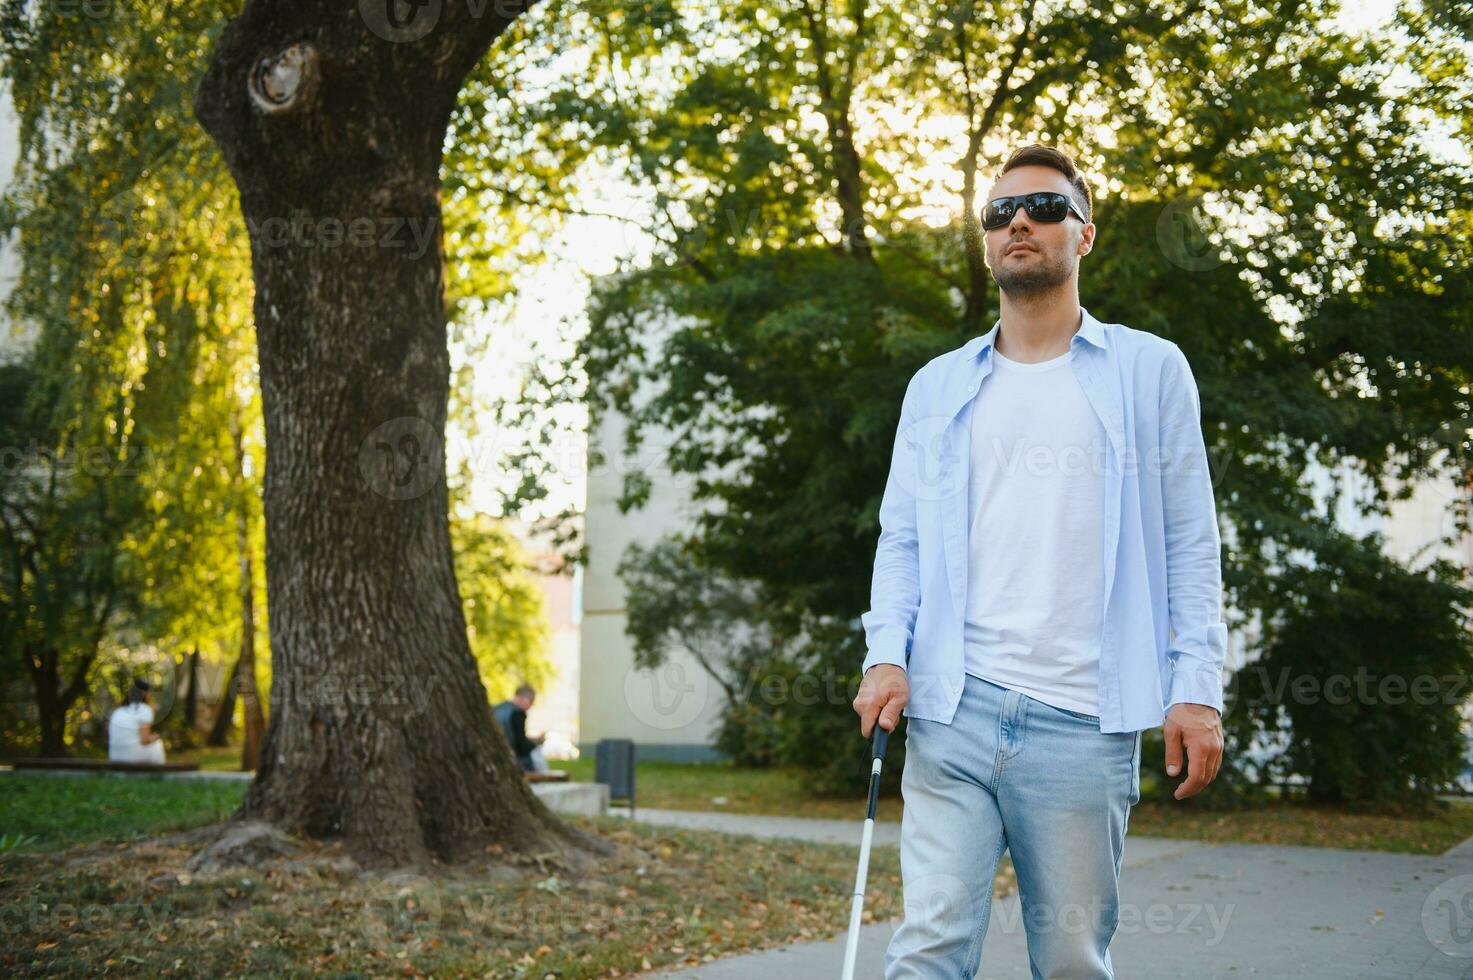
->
xmin=1163 ymin=703 xmax=1223 ymax=800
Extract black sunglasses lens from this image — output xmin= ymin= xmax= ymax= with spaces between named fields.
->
xmin=1025 ymin=193 xmax=1068 ymax=222
xmin=985 ymin=199 xmax=1018 ymax=229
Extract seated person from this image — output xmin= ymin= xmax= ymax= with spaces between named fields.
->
xmin=493 ymin=683 xmax=547 ymax=773
xmin=108 ymin=678 xmax=166 ymax=765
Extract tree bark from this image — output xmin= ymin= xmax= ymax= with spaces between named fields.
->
xmin=25 ymin=641 xmax=101 ymax=757
xmin=194 ymin=0 xmax=605 ymax=868
xmin=183 ymin=647 xmax=200 ymax=741
xmin=207 ymin=654 xmax=240 ymax=748
xmin=27 ymin=646 xmax=67 ymax=757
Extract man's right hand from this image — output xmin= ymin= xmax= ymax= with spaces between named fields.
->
xmin=853 ymin=664 xmax=909 ymax=738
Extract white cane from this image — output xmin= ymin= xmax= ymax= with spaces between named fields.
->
xmin=841 ymin=723 xmax=891 ymax=980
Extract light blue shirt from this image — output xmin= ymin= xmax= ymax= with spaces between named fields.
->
xmin=859 ymin=306 xmax=1228 ymax=733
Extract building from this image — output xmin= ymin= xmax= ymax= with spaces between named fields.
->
xmin=578 ymin=383 xmax=726 ymax=761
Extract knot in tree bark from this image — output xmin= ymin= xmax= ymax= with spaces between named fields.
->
xmin=249 ymin=42 xmax=320 ymax=114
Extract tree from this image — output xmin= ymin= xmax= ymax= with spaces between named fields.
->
xmin=191 ymin=0 xmax=607 ymax=867
xmin=0 ymin=0 xmax=265 ymax=756
xmin=495 ymin=0 xmax=1473 ymax=797
xmin=0 ymin=361 xmax=141 ymax=755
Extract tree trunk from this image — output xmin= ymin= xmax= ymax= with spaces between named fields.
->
xmin=194 ymin=0 xmax=604 ymax=868
xmin=231 ymin=410 xmax=266 ymax=772
xmin=207 ymin=654 xmax=240 ymax=748
xmin=184 ymin=647 xmax=200 ymax=740
xmin=26 ymin=642 xmax=99 ymax=757
xmin=29 ymin=647 xmax=67 ymax=757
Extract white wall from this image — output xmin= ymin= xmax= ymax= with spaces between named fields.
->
xmin=579 ymin=390 xmax=727 ymax=760
xmin=0 ymin=79 xmax=31 ymax=359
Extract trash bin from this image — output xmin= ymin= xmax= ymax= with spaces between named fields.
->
xmin=595 ymin=738 xmax=636 ymax=816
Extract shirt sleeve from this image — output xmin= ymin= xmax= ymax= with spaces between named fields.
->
xmin=860 ymin=372 xmax=923 ymax=676
xmin=509 ymin=709 xmax=536 ymax=756
xmin=1158 ymin=342 xmax=1229 ymax=713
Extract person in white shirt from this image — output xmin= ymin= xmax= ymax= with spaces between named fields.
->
xmin=854 ymin=143 xmax=1226 ymax=979
xmin=108 ymin=678 xmax=166 ymax=765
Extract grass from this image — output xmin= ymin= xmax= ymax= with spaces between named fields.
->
xmin=2 ymin=758 xmax=1466 ymax=975
xmin=8 ymin=752 xmax=1471 ymax=858
xmin=549 ymin=757 xmax=1473 ymax=853
xmin=1124 ymin=797 xmax=1473 ymax=854
xmin=0 ymin=808 xmax=925 ymax=978
xmin=0 ymin=774 xmax=246 ymax=853
xmin=550 ymin=757 xmax=907 ymax=823
xmin=168 ymin=745 xmax=250 ymax=772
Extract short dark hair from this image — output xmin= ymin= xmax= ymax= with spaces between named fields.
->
xmin=125 ymin=678 xmax=151 ymax=706
xmin=996 ymin=144 xmax=1092 ymax=224
xmin=515 ymin=684 xmax=535 ymax=699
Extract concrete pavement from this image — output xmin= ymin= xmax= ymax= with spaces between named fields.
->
xmin=629 ymin=809 xmax=1473 ymax=979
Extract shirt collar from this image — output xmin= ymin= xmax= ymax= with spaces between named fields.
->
xmin=966 ymin=306 xmax=1109 ymax=361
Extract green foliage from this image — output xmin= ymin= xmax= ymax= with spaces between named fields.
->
xmin=1226 ymin=533 xmax=1473 ymax=809
xmin=495 ymin=0 xmax=1473 ymax=799
xmin=0 ymin=0 xmax=260 ymax=751
xmin=451 ymin=510 xmax=556 ymax=702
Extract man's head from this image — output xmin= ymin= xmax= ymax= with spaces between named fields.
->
xmin=982 ymin=144 xmax=1095 ymax=298
xmin=513 ymin=684 xmax=536 ymax=710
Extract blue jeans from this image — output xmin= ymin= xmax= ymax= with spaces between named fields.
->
xmin=885 ymin=673 xmax=1142 ymax=979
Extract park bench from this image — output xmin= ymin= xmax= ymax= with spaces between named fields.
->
xmin=8 ymin=758 xmax=200 ymax=773
xmin=524 ymin=770 xmax=569 ymax=782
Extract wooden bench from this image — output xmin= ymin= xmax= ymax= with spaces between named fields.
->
xmin=525 ymin=770 xmax=570 ymax=782
xmin=7 ymin=758 xmax=200 ymax=773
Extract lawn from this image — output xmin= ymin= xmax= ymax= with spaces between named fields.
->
xmin=0 ymin=816 xmax=911 ymax=977
xmin=545 ymin=756 xmax=1473 ymax=855
xmin=550 ymin=756 xmax=907 ymax=823
xmin=168 ymin=745 xmax=251 ymax=772
xmin=0 ymin=774 xmax=247 ymax=853
xmin=1124 ymin=797 xmax=1473 ymax=854
xmin=4 ymin=756 xmax=1468 ymax=976
xmin=0 ymin=785 xmax=922 ymax=978
xmin=10 ymin=753 xmax=1470 ymax=859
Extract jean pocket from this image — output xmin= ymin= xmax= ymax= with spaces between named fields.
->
xmin=1055 ymin=705 xmax=1102 ymax=724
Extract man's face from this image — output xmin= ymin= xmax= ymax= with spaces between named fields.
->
xmin=982 ymin=165 xmax=1094 ymax=297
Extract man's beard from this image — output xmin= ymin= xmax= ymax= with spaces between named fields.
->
xmin=991 ymin=247 xmax=1073 ymax=297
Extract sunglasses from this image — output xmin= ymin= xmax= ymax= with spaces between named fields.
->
xmin=981 ymin=191 xmax=1088 ymax=230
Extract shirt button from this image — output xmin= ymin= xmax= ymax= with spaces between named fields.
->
xmin=967 ymin=384 xmax=976 ymax=392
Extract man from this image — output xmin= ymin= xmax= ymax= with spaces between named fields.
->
xmin=852 ymin=144 xmax=1226 ymax=978
xmin=493 ymin=683 xmax=546 ymax=772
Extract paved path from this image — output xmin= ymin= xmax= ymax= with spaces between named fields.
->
xmin=621 ymin=809 xmax=1473 ymax=979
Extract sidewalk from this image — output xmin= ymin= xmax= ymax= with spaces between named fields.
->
xmin=624 ymin=808 xmax=1473 ymax=979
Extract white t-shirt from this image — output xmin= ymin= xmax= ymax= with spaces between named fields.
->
xmin=108 ymin=702 xmax=154 ymax=757
xmin=962 ymin=345 xmax=1108 ymax=717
